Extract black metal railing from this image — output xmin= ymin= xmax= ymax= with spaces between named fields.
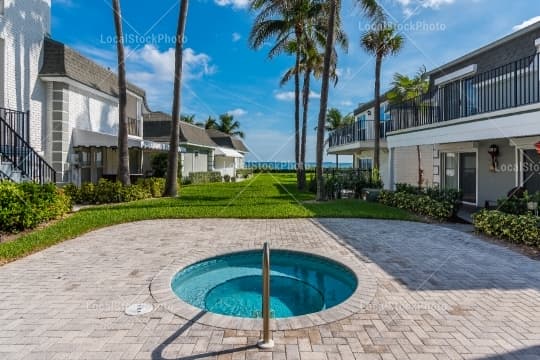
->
xmin=0 ymin=116 xmax=56 ymax=184
xmin=390 ymin=52 xmax=540 ymax=131
xmin=128 ymin=117 xmax=140 ymax=137
xmin=0 ymin=107 xmax=29 ymax=141
xmin=328 ymin=120 xmax=392 ymax=148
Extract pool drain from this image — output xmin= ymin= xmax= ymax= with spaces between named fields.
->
xmin=125 ymin=303 xmax=153 ymax=316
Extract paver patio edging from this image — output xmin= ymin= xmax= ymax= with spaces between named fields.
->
xmin=150 ymin=244 xmax=378 ymax=331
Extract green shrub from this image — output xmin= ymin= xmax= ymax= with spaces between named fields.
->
xmin=137 ymin=178 xmax=165 ymax=198
xmin=64 ymin=178 xmax=164 ymax=205
xmin=378 ymin=190 xmax=453 ymax=220
xmin=151 ymin=153 xmax=168 ymax=178
xmin=0 ymin=181 xmax=71 ymax=233
xmin=223 ymin=175 xmax=231 ymax=183
xmin=236 ymin=169 xmax=253 ymax=179
xmin=473 ymin=210 xmax=540 ymax=247
xmin=188 ymin=172 xmax=222 ymax=184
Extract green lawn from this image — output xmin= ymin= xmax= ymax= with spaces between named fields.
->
xmin=0 ymin=174 xmax=415 ymax=263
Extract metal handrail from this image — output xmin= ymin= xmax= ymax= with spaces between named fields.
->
xmin=0 ymin=116 xmax=56 ymax=184
xmin=0 ymin=107 xmax=29 ymax=142
xmin=257 ymin=242 xmax=274 ymax=349
xmin=328 ymin=120 xmax=391 ymax=148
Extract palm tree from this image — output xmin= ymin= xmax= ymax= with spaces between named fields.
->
xmin=164 ymin=0 xmax=189 ymax=197
xmin=216 ymin=114 xmax=245 ymax=139
xmin=181 ymin=114 xmax=196 ymax=124
xmin=196 ymin=116 xmax=217 ymax=129
xmin=112 ymin=0 xmax=130 ymax=185
xmin=315 ymin=0 xmax=381 ymax=200
xmin=387 ymin=66 xmax=428 ymax=187
xmin=325 ymin=108 xmax=354 ymax=168
xmin=361 ymin=23 xmax=404 ymax=180
xmin=250 ymin=0 xmax=325 ymax=188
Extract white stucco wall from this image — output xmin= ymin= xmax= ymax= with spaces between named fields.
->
xmin=393 ymin=145 xmax=435 ymax=188
xmin=0 ymin=0 xmax=51 ymax=153
xmin=68 ymin=85 xmax=119 ymax=136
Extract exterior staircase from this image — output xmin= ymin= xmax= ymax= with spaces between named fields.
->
xmin=0 ymin=108 xmax=56 ymax=184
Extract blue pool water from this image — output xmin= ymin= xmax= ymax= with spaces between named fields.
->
xmin=171 ymin=250 xmax=358 ymax=318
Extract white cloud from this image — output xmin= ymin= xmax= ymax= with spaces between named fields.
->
xmin=513 ymin=16 xmax=540 ymax=31
xmin=395 ymin=0 xmax=455 ymax=16
xmin=54 ymin=0 xmax=75 ymax=7
xmin=274 ymin=91 xmax=320 ymax=101
xmin=227 ymin=108 xmax=247 ymax=117
xmin=214 ymin=0 xmax=250 ymax=9
xmin=339 ymin=100 xmax=354 ymax=107
xmin=232 ymin=32 xmax=242 ymax=42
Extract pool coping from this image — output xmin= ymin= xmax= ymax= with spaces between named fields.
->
xmin=150 ymin=244 xmax=377 ymax=331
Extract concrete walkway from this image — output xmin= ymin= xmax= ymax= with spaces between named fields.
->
xmin=0 ymin=219 xmax=539 ymax=360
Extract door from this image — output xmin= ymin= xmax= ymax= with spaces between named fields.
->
xmin=459 ymin=153 xmax=477 ymax=204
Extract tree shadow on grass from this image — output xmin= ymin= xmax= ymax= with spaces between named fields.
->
xmin=151 ymin=310 xmax=257 ymax=360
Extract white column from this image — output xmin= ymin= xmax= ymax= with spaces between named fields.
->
xmin=387 ymin=147 xmax=395 ymax=190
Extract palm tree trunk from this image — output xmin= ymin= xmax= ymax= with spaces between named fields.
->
xmin=113 ymin=0 xmax=130 ymax=186
xmin=165 ymin=0 xmax=189 ymax=197
xmin=299 ymin=68 xmax=311 ymax=191
xmin=417 ymin=145 xmax=423 ymax=189
xmin=373 ymin=55 xmax=382 ymax=174
xmin=294 ymin=41 xmax=301 ymax=189
xmin=336 ymin=154 xmax=338 ymax=169
xmin=315 ymin=0 xmax=336 ymax=201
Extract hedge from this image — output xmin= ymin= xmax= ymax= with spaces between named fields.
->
xmin=378 ymin=190 xmax=454 ymax=221
xmin=473 ymin=210 xmax=540 ymax=247
xmin=63 ymin=178 xmax=165 ymax=205
xmin=188 ymin=171 xmax=222 ymax=184
xmin=0 ymin=181 xmax=71 ymax=233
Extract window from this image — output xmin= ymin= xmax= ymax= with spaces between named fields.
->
xmin=80 ymin=150 xmax=92 ymax=184
xmin=358 ymin=159 xmax=372 ymax=170
xmin=443 ymin=153 xmax=458 ymax=190
xmin=95 ymin=149 xmax=104 ymax=180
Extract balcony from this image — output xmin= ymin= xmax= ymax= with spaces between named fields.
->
xmin=390 ymin=52 xmax=540 ymax=132
xmin=328 ymin=120 xmax=392 ymax=149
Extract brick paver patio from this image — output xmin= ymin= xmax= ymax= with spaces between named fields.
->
xmin=0 ymin=219 xmax=539 ymax=359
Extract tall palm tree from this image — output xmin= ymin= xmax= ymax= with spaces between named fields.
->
xmin=250 ymin=0 xmax=325 ymax=188
xmin=387 ymin=66 xmax=428 ymax=187
xmin=165 ymin=0 xmax=189 ymax=197
xmin=181 ymin=114 xmax=196 ymax=124
xmin=216 ymin=114 xmax=245 ymax=139
xmin=361 ymin=23 xmax=403 ymax=179
xmin=325 ymin=108 xmax=354 ymax=168
xmin=112 ymin=0 xmax=130 ymax=185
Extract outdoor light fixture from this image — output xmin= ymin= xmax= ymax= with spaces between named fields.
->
xmin=535 ymin=141 xmax=540 ymax=155
xmin=488 ymin=144 xmax=499 ymax=172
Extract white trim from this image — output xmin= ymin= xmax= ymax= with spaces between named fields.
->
xmin=441 ymin=150 xmax=478 ymax=206
xmin=41 ymin=76 xmax=119 ymax=103
xmin=434 ymin=64 xmax=477 ymax=86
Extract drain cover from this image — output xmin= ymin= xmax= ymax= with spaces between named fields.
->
xmin=125 ymin=303 xmax=154 ymax=316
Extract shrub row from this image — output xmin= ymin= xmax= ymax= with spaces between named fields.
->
xmin=0 ymin=181 xmax=71 ymax=233
xmin=63 ymin=178 xmax=165 ymax=205
xmin=473 ymin=210 xmax=540 ymax=247
xmin=395 ymin=183 xmax=462 ymax=204
xmin=378 ymin=190 xmax=454 ymax=220
xmin=188 ymin=172 xmax=222 ymax=184
xmin=236 ymin=169 xmax=253 ymax=178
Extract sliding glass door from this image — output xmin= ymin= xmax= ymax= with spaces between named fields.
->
xmin=443 ymin=152 xmax=477 ymax=204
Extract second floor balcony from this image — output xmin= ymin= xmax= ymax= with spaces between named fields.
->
xmin=390 ymin=52 xmax=540 ymax=132
xmin=328 ymin=120 xmax=392 ymax=149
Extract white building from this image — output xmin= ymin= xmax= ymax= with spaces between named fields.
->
xmin=329 ymin=22 xmax=540 ymax=208
xmin=0 ymin=0 xmax=173 ymax=185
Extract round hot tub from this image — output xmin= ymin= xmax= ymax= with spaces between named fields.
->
xmin=171 ymin=250 xmax=358 ymax=318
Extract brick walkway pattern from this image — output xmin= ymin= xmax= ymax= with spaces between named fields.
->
xmin=0 ymin=219 xmax=539 ymax=360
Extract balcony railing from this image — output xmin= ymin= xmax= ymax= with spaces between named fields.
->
xmin=0 ymin=107 xmax=29 ymax=141
xmin=127 ymin=117 xmax=140 ymax=137
xmin=328 ymin=120 xmax=392 ymax=148
xmin=390 ymin=52 xmax=540 ymax=131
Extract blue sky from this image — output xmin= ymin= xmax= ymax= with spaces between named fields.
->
xmin=51 ymin=0 xmax=540 ymax=162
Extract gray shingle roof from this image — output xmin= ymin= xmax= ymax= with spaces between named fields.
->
xmin=206 ymin=129 xmax=249 ymax=153
xmin=40 ymin=38 xmax=146 ymax=98
xmin=143 ymin=112 xmax=217 ymax=148
xmin=144 ymin=113 xmax=249 ymax=153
